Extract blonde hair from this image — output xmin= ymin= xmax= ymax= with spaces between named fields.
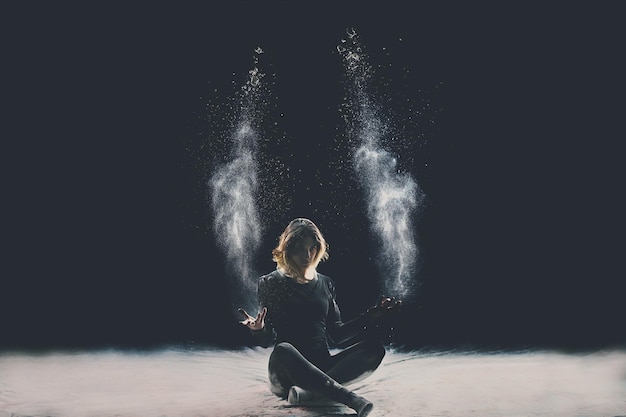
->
xmin=272 ymin=218 xmax=329 ymax=277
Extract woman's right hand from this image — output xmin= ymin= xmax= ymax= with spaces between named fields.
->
xmin=238 ymin=307 xmax=267 ymax=331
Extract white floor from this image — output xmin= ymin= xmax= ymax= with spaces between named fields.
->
xmin=1 ymin=347 xmax=624 ymax=417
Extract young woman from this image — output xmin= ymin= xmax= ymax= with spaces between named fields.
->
xmin=239 ymin=218 xmax=400 ymax=417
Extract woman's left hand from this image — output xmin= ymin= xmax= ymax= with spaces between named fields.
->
xmin=367 ymin=295 xmax=402 ymax=319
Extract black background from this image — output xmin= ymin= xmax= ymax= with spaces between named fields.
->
xmin=2 ymin=1 xmax=624 ymax=352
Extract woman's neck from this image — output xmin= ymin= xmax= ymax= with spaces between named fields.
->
xmin=298 ymin=268 xmax=316 ymax=282
xmin=281 ymin=266 xmax=316 ymax=283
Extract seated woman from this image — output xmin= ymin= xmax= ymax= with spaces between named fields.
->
xmin=239 ymin=218 xmax=400 ymax=417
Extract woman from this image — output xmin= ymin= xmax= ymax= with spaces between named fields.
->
xmin=239 ymin=218 xmax=400 ymax=417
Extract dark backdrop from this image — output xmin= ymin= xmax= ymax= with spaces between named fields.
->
xmin=2 ymin=1 xmax=624 ymax=351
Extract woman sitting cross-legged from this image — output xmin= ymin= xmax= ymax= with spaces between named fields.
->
xmin=239 ymin=218 xmax=401 ymax=417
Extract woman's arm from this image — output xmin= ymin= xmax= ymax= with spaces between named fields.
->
xmin=326 ymin=280 xmax=402 ymax=346
xmin=327 ymin=309 xmax=370 ymax=346
xmin=325 ymin=278 xmax=370 ymax=345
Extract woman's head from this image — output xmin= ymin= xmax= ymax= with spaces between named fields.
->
xmin=272 ymin=218 xmax=329 ymax=276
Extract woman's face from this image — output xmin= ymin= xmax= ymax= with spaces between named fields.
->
xmin=290 ymin=235 xmax=319 ymax=271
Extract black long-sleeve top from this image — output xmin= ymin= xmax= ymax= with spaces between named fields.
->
xmin=253 ymin=269 xmax=369 ymax=366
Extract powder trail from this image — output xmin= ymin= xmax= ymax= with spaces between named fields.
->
xmin=209 ymin=51 xmax=266 ymax=311
xmin=339 ymin=30 xmax=424 ymax=299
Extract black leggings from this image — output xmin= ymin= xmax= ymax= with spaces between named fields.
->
xmin=267 ymin=339 xmax=385 ymax=399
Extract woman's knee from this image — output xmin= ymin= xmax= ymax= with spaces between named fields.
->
xmin=364 ymin=339 xmax=386 ymax=362
xmin=272 ymin=342 xmax=297 ymax=359
xmin=270 ymin=342 xmax=302 ymax=368
xmin=268 ymin=343 xmax=299 ymax=398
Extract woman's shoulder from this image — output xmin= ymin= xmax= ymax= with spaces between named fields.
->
xmin=258 ymin=270 xmax=291 ymax=305
xmin=259 ymin=270 xmax=286 ymax=286
xmin=316 ymin=272 xmax=336 ymax=291
xmin=316 ymin=272 xmax=333 ymax=283
xmin=259 ymin=270 xmax=335 ymax=288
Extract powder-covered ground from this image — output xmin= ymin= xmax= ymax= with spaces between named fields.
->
xmin=1 ymin=347 xmax=624 ymax=417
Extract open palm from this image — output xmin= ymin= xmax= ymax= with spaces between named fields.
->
xmin=238 ymin=307 xmax=267 ymax=331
